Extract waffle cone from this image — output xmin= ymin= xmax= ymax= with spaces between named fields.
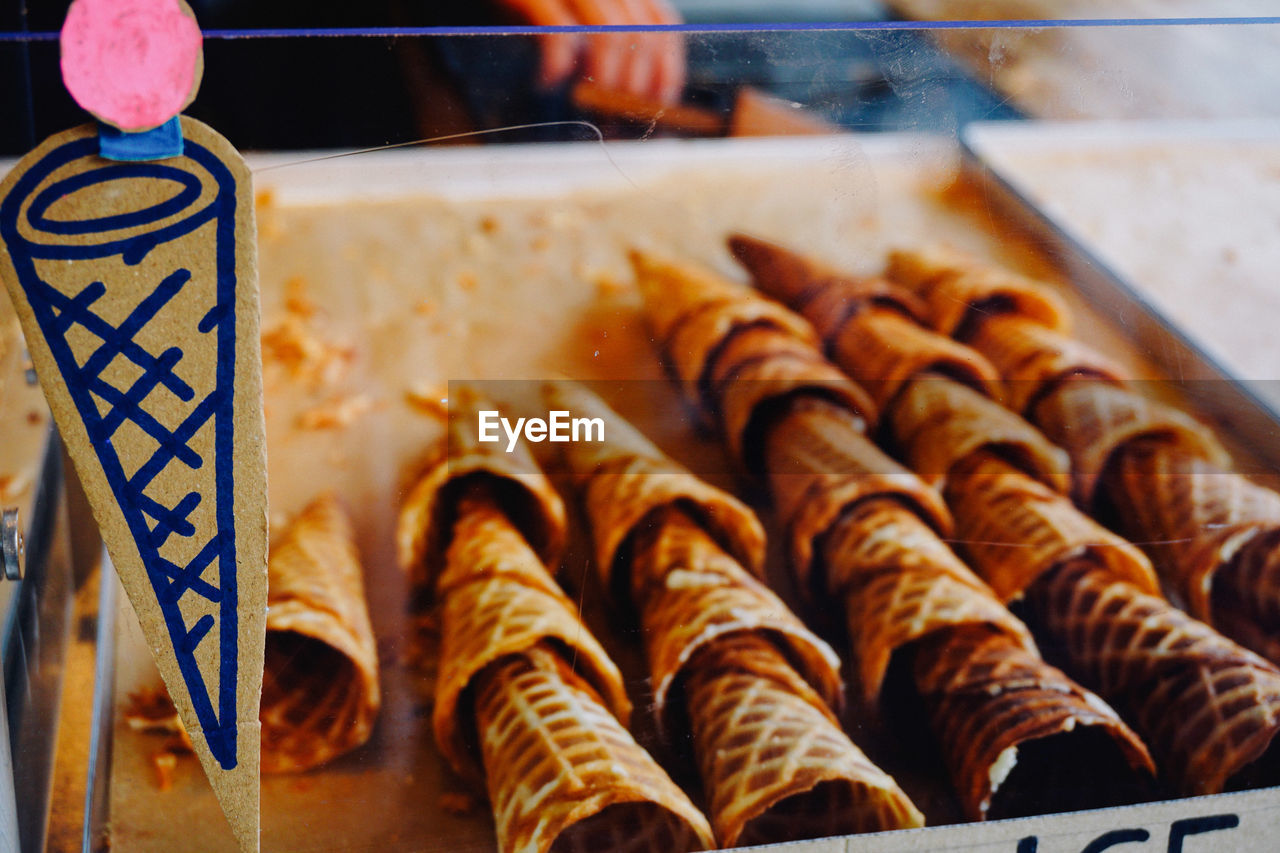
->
xmin=827 ymin=308 xmax=1004 ymax=412
xmin=884 ymin=246 xmax=1070 ymax=339
xmin=684 ymin=633 xmax=924 ymax=846
xmin=545 ymin=381 xmax=766 ymax=588
xmin=1104 ymin=440 xmax=1280 ymax=630
xmin=763 ymin=396 xmax=952 ymax=596
xmin=630 ymin=506 xmax=843 ymax=735
xmin=397 ymin=385 xmax=566 ymax=591
xmin=474 ymin=645 xmax=714 ymax=853
xmin=1029 ymin=559 xmax=1280 ymax=795
xmin=1032 ymin=381 xmax=1229 ymax=508
xmin=260 ymin=494 xmax=380 ymax=773
xmin=891 ymin=376 xmax=1069 ymax=494
xmin=913 ymin=625 xmax=1153 ymax=821
xmin=434 ymin=488 xmax=629 ymax=780
xmin=945 ymin=453 xmax=1158 ymax=601
xmin=968 ymin=314 xmax=1127 ymax=416
xmin=728 ymin=233 xmax=924 ymax=337
xmin=715 ymin=333 xmax=877 ymax=475
xmin=1216 ymin=529 xmax=1280 ymax=665
xmin=823 ymin=499 xmax=1036 ymax=703
xmin=629 ymin=250 xmax=815 ymax=421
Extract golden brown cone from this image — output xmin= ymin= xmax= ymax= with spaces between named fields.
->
xmin=1215 ymin=530 xmax=1280 ymax=666
xmin=629 ymin=250 xmax=815 ymax=421
xmin=474 ymin=645 xmax=714 ymax=853
xmin=944 ymin=452 xmax=1159 ymax=602
xmin=713 ymin=327 xmax=878 ymax=474
xmin=891 ymin=376 xmax=1069 ymax=494
xmin=1103 ymin=439 xmax=1280 ymax=633
xmin=884 ymin=246 xmax=1071 ymax=339
xmin=968 ymin=314 xmax=1127 ymax=416
xmin=433 ymin=487 xmax=629 ymax=781
xmin=728 ymin=233 xmax=924 ymax=336
xmin=544 ymin=381 xmax=766 ymax=586
xmin=683 ymin=632 xmax=924 ymax=846
xmin=1032 ymin=380 xmax=1230 ymax=508
xmin=260 ymin=493 xmax=380 ymax=773
xmin=1028 ymin=559 xmax=1280 ymax=795
xmin=823 ymin=499 xmax=1036 ymax=704
xmin=762 ymin=395 xmax=952 ymax=597
xmin=397 ymin=385 xmax=566 ymax=591
xmin=913 ymin=625 xmax=1154 ymax=821
xmin=629 ymin=506 xmax=843 ymax=735
xmin=826 ymin=309 xmax=1005 ymax=411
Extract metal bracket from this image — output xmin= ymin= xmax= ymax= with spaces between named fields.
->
xmin=2 ymin=508 xmax=23 ymax=581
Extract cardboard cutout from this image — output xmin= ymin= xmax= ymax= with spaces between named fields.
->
xmin=0 ymin=117 xmax=265 ymax=852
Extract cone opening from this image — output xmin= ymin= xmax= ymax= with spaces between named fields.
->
xmin=1223 ymin=724 xmax=1280 ymax=793
xmin=985 ymin=726 xmax=1153 ymax=820
xmin=734 ymin=778 xmax=911 ymax=848
xmin=261 ymin=629 xmax=364 ymax=772
xmin=438 ymin=472 xmax=561 ymax=571
xmin=548 ymin=800 xmax=709 ymax=853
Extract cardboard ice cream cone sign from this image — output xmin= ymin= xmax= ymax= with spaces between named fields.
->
xmin=0 ymin=4 xmax=264 ymax=850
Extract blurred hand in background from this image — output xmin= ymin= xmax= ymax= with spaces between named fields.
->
xmin=495 ymin=0 xmax=687 ymax=104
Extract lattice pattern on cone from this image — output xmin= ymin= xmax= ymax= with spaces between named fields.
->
xmin=1104 ymin=439 xmax=1280 ymax=617
xmin=1028 ymin=559 xmax=1280 ymax=795
xmin=433 ymin=487 xmax=629 ymax=781
xmin=884 ymin=245 xmax=1071 ymax=339
xmin=944 ymin=453 xmax=1159 ymax=602
xmin=728 ymin=232 xmax=924 ymax=339
xmin=683 ymin=632 xmax=924 ymax=846
xmin=821 ymin=499 xmax=1035 ymax=704
xmin=825 ymin=308 xmax=1004 ymax=412
xmin=913 ymin=625 xmax=1154 ymax=821
xmin=474 ymin=646 xmax=714 ymax=853
xmin=397 ymin=385 xmax=566 ymax=592
xmin=1032 ymin=380 xmax=1230 ymax=509
xmin=968 ymin=314 xmax=1127 ymax=416
xmin=1215 ymin=529 xmax=1280 ymax=666
xmin=629 ymin=250 xmax=814 ymax=423
xmin=545 ymin=380 xmax=766 ymax=587
xmin=260 ymin=493 xmax=379 ymax=773
xmin=713 ymin=332 xmax=877 ymax=475
xmin=763 ymin=395 xmax=951 ymax=598
xmin=629 ymin=506 xmax=843 ymax=735
xmin=891 ymin=376 xmax=1069 ymax=494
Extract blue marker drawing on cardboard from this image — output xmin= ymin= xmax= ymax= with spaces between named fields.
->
xmin=0 ymin=134 xmax=242 ymax=769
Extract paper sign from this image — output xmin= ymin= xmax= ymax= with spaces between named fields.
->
xmin=60 ymin=0 xmax=204 ymax=133
xmin=0 ymin=117 xmax=266 ymax=852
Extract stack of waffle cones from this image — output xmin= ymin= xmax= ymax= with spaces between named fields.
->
xmin=399 ymin=388 xmax=713 ymax=852
xmin=550 ymin=381 xmax=922 ymax=845
xmin=633 ymin=248 xmax=1151 ymax=820
xmin=732 ymin=235 xmax=1280 ymax=795
xmin=885 ymin=246 xmax=1280 ymax=668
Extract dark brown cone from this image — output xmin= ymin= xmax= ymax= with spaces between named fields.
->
xmin=1104 ymin=438 xmax=1280 ymax=655
xmin=913 ymin=625 xmax=1154 ymax=821
xmin=1028 ymin=559 xmax=1280 ymax=795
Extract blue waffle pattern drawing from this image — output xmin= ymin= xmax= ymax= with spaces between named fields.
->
xmin=0 ymin=135 xmax=242 ymax=769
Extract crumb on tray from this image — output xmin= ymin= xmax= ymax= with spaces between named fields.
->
xmin=404 ymin=384 xmax=448 ymax=419
xmin=297 ymin=394 xmax=375 ymax=430
xmin=261 ymin=313 xmax=355 ymax=390
xmin=152 ymin=751 xmax=178 ymax=792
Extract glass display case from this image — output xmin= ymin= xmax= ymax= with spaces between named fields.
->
xmin=3 ymin=9 xmax=1280 ymax=852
